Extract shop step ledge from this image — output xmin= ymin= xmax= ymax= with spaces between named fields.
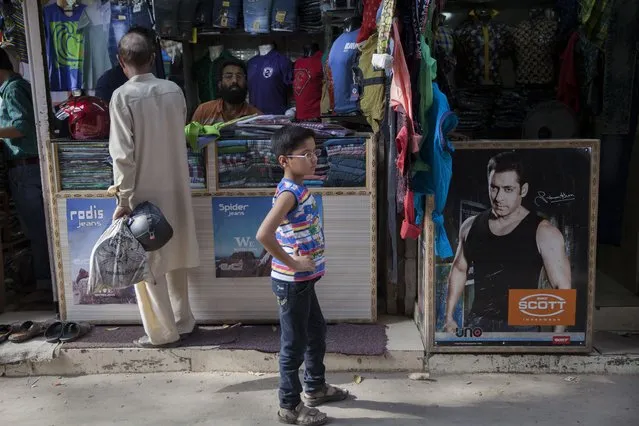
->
xmin=1 ymin=346 xmax=425 ymax=377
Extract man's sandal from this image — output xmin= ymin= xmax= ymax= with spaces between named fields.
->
xmin=278 ymin=402 xmax=328 ymax=425
xmin=303 ymin=384 xmax=349 ymax=407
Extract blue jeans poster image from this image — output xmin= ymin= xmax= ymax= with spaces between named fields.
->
xmin=67 ymin=198 xmax=136 ymax=305
xmin=213 ymin=196 xmax=323 ymax=278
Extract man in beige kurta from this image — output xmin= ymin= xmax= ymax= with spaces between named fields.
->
xmin=108 ymin=28 xmax=199 ymax=348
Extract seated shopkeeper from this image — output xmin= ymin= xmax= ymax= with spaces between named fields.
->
xmin=191 ymin=58 xmax=261 ymax=124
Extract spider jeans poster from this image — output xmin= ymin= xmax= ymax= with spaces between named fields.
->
xmin=66 ymin=198 xmax=136 ymax=305
xmin=213 ymin=195 xmax=323 ymax=278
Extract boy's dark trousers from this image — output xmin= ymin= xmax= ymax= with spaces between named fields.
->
xmin=272 ymin=278 xmax=327 ymax=409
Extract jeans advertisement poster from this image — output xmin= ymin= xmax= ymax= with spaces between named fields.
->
xmin=430 ymin=141 xmax=599 ymax=353
xmin=213 ymin=195 xmax=324 ymax=278
xmin=67 ymin=198 xmax=137 ymax=305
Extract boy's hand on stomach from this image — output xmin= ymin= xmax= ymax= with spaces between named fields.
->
xmin=291 ymin=248 xmax=315 ymax=272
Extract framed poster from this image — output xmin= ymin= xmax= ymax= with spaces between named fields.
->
xmin=212 ymin=195 xmax=324 ymax=278
xmin=427 ymin=140 xmax=599 ymax=353
xmin=66 ymin=198 xmax=137 ymax=305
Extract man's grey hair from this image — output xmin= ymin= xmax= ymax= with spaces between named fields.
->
xmin=117 ymin=27 xmax=156 ymax=68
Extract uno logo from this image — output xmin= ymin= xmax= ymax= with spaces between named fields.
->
xmin=454 ymin=327 xmax=483 ymax=338
xmin=508 ymin=289 xmax=577 ymax=327
xmin=518 ymin=294 xmax=567 ymax=317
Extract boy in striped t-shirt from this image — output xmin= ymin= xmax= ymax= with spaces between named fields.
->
xmin=257 ymin=126 xmax=348 ymax=425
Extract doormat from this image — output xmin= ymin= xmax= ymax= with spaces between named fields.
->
xmin=63 ymin=323 xmax=388 ymax=356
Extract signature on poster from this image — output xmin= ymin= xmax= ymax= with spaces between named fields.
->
xmin=534 ymin=191 xmax=575 ymax=207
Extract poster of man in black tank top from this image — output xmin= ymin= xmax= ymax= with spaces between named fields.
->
xmin=436 ymin=145 xmax=597 ymax=349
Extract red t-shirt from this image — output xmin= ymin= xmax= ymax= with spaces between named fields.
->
xmin=293 ymin=51 xmax=323 ymax=120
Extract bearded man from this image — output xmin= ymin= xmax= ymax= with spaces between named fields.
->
xmin=191 ymin=58 xmax=261 ymax=124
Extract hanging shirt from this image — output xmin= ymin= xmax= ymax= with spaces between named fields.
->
xmin=454 ymin=11 xmax=512 ymax=86
xmin=511 ymin=15 xmax=557 ymax=85
xmin=328 ymin=29 xmax=360 ymax=114
xmin=412 ymin=83 xmax=458 ymax=256
xmin=293 ymin=51 xmax=323 ymax=120
xmin=247 ymin=49 xmax=292 ymax=115
xmin=78 ymin=1 xmax=111 ymax=90
xmin=356 ymin=0 xmax=383 ymax=43
xmin=43 ymin=3 xmax=87 ymax=91
xmin=354 ymin=33 xmax=385 ymax=132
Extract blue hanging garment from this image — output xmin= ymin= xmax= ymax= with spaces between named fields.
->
xmin=412 ymin=82 xmax=458 ymax=259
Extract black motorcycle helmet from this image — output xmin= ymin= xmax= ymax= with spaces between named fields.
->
xmin=127 ymin=202 xmax=174 ymax=252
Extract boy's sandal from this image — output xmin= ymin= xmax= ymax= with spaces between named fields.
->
xmin=304 ymin=384 xmax=349 ymax=407
xmin=278 ymin=402 xmax=328 ymax=425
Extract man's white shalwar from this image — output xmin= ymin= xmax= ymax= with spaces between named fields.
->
xmin=109 ymin=73 xmax=199 ymax=345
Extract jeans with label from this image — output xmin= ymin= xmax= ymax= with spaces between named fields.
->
xmin=271 ymin=0 xmax=297 ymax=32
xmin=108 ymin=1 xmax=154 ymax=66
xmin=212 ymin=0 xmax=241 ymax=29
xmin=272 ymin=278 xmax=326 ymax=409
xmin=243 ymin=0 xmax=273 ymax=34
xmin=8 ymin=164 xmax=52 ymax=290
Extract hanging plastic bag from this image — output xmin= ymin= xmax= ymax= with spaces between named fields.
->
xmin=87 ymin=218 xmax=149 ymax=296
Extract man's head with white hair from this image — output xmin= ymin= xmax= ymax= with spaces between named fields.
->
xmin=117 ymin=27 xmax=157 ymax=79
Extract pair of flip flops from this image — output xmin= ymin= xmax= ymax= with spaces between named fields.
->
xmin=0 ymin=321 xmax=46 ymax=343
xmin=44 ymin=321 xmax=92 ymax=343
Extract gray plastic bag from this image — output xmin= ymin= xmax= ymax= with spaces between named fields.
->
xmin=87 ymin=218 xmax=150 ymax=296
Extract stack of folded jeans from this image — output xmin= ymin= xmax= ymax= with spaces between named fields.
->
xmin=492 ymin=90 xmax=527 ymax=131
xmin=453 ymin=88 xmax=498 ymax=136
xmin=187 ymin=148 xmax=206 ymax=189
xmin=303 ymin=141 xmax=328 ymax=187
xmin=299 ymin=0 xmax=323 ymax=33
xmin=58 ymin=144 xmax=112 ymax=190
xmin=217 ymin=141 xmax=249 ymax=187
xmin=324 ymin=138 xmax=367 ymax=187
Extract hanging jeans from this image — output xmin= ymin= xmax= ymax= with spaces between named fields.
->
xmin=271 ymin=0 xmax=298 ymax=32
xmin=108 ymin=1 xmax=154 ymax=65
xmin=243 ymin=0 xmax=273 ymax=34
xmin=212 ymin=0 xmax=241 ymax=29
xmin=109 ymin=2 xmax=166 ymax=78
xmin=154 ymin=0 xmax=198 ymax=40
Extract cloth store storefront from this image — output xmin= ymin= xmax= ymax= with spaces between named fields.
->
xmin=8 ymin=0 xmax=639 ymax=357
xmin=18 ymin=0 xmax=390 ymax=327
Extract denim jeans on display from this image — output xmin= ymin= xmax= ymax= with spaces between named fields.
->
xmin=243 ymin=0 xmax=273 ymax=34
xmin=271 ymin=0 xmax=298 ymax=32
xmin=272 ymin=278 xmax=326 ymax=409
xmin=108 ymin=1 xmax=154 ymax=65
xmin=153 ymin=0 xmax=179 ymax=39
xmin=212 ymin=0 xmax=242 ymax=29
xmin=8 ymin=164 xmax=52 ymax=290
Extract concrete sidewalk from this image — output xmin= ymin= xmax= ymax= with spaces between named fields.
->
xmin=0 ymin=372 xmax=636 ymax=425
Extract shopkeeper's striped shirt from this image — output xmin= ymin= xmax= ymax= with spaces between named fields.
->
xmin=272 ymin=179 xmax=325 ymax=282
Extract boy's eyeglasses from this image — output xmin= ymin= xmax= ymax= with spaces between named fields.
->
xmin=286 ymin=149 xmax=322 ymax=161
